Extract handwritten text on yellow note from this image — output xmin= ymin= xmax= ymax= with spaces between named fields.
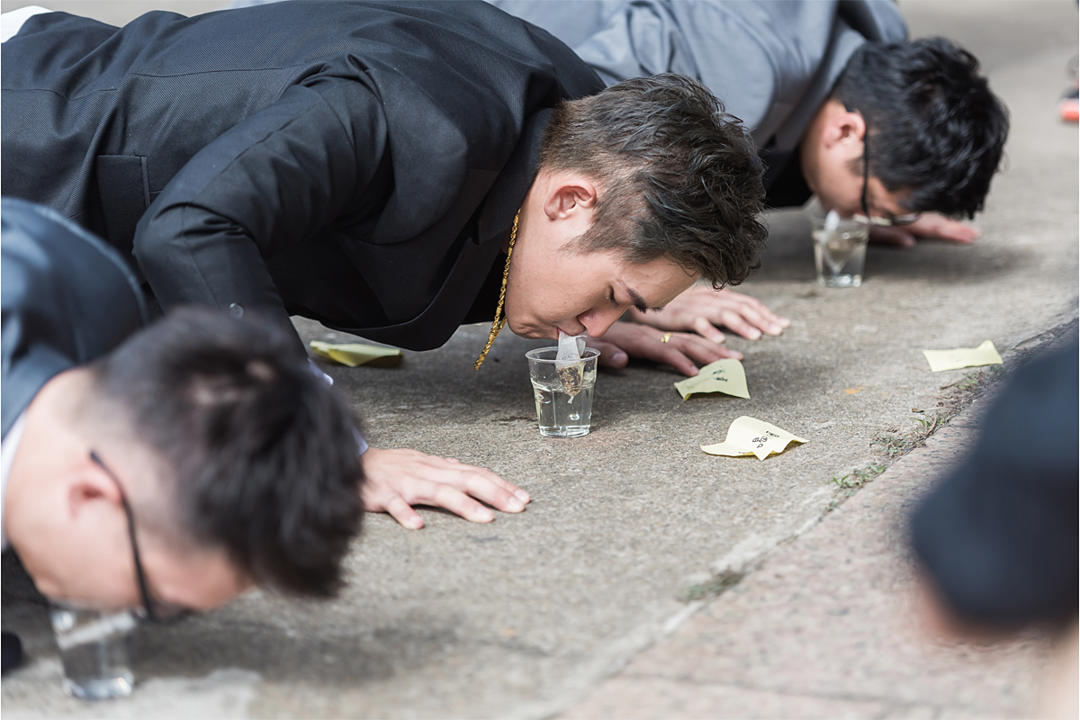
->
xmin=701 ymin=416 xmax=807 ymax=461
xmin=674 ymin=359 xmax=750 ymax=400
xmin=310 ymin=341 xmax=402 ymax=368
xmin=922 ymin=340 xmax=1002 ymax=372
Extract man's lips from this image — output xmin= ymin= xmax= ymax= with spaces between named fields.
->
xmin=515 ymin=320 xmax=569 ymax=340
xmin=555 ymin=326 xmax=580 ymax=340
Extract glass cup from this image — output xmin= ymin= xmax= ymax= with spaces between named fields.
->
xmin=811 ymin=213 xmax=870 ymax=288
xmin=525 ymin=347 xmax=600 ymax=438
xmin=49 ymin=604 xmax=137 ymax=700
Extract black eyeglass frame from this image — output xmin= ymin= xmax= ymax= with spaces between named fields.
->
xmin=88 ymin=450 xmax=191 ymax=623
xmin=859 ymin=133 xmax=921 ymax=227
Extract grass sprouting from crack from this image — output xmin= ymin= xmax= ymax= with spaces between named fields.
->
xmin=679 ymin=569 xmax=744 ymax=603
xmin=826 ymin=366 xmax=1004 ymax=512
xmin=832 ymin=463 xmax=886 ymax=491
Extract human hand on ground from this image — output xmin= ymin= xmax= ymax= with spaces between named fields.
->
xmin=587 ymin=320 xmax=741 ymax=377
xmin=360 ymin=447 xmax=530 ymax=529
xmin=870 ymin=212 xmax=981 ymax=248
xmin=625 ymin=286 xmax=789 ymax=341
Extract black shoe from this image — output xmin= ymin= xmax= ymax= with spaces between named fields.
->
xmin=2 ymin=631 xmax=23 ymax=674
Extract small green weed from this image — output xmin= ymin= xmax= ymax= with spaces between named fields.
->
xmin=828 ymin=367 xmax=1001 ymax=513
xmin=831 ymin=463 xmax=886 ymax=491
xmin=679 ymin=569 xmax=744 ymax=603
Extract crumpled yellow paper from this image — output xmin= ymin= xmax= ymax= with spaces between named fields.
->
xmin=674 ymin=359 xmax=750 ymax=400
xmin=701 ymin=416 xmax=807 ymax=461
xmin=922 ymin=340 xmax=1002 ymax=372
xmin=309 ymin=341 xmax=402 ymax=368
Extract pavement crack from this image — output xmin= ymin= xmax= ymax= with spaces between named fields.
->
xmin=826 ymin=316 xmax=1077 ymax=516
xmin=678 ymin=569 xmax=745 ymax=603
xmin=615 ymin=672 xmax=1006 ymax=715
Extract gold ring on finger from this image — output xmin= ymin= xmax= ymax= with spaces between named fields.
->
xmin=660 ymin=332 xmax=672 ymax=344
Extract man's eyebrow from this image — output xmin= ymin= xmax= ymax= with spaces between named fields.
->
xmin=626 ymin=287 xmax=662 ymax=313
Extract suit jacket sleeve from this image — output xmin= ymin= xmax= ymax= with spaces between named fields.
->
xmin=132 ymin=79 xmax=388 ymax=348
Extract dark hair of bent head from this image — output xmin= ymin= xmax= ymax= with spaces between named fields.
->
xmin=541 ymin=73 xmax=767 ymax=288
xmin=833 ymin=36 xmax=1009 ymax=219
xmin=92 ymin=307 xmax=363 ymax=598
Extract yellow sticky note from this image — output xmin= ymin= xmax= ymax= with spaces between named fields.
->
xmin=922 ymin=340 xmax=1002 ymax=372
xmin=309 ymin=341 xmax=402 ymax=368
xmin=701 ymin=416 xmax=807 ymax=461
xmin=674 ymin=359 xmax=750 ymax=400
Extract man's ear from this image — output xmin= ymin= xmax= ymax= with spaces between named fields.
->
xmin=823 ymin=106 xmax=867 ymax=152
xmin=65 ymin=458 xmax=124 ymax=522
xmin=543 ymin=173 xmax=598 ymax=220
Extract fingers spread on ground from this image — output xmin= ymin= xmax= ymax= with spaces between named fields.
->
xmin=872 ymin=227 xmax=916 ymax=247
xmin=485 ymin=472 xmax=530 ymax=503
xmin=433 ymin=484 xmax=494 ymax=522
xmin=385 ymin=496 xmax=424 ymax=529
xmin=718 ymin=346 xmax=742 ymax=359
xmin=693 ymin=316 xmax=726 ymax=343
xmin=596 ymin=345 xmax=629 ymax=368
xmin=662 ymin=347 xmax=699 ymax=376
xmin=682 ymin=336 xmax=734 ymax=364
xmin=721 ymin=310 xmax=761 ymax=340
xmin=464 ymin=476 xmax=525 ymax=513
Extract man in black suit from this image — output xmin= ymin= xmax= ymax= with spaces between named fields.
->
xmin=2 ymin=1 xmax=768 ymax=528
xmin=1 ymin=198 xmax=364 ymax=673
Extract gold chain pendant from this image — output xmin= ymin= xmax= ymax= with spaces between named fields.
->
xmin=473 ymin=210 xmax=520 ymax=370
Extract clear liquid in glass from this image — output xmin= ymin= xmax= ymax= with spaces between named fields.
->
xmin=531 ymin=379 xmax=595 ymax=437
xmin=813 ymin=227 xmax=867 ymax=288
xmin=50 ymin=606 xmax=136 ymax=700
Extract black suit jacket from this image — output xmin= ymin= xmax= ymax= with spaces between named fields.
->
xmin=1 ymin=198 xmax=148 ymax=438
xmin=2 ymin=1 xmax=603 ymax=350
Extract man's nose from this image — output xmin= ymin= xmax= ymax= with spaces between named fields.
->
xmin=578 ymin=306 xmax=626 ymax=338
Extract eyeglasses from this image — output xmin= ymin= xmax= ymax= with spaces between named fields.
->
xmin=89 ymin=451 xmax=192 ymax=623
xmin=858 ymin=133 xmax=920 ymax=227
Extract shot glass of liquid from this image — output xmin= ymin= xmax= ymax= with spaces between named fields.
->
xmin=49 ymin=604 xmax=137 ymax=700
xmin=526 ymin=347 xmax=600 ymax=437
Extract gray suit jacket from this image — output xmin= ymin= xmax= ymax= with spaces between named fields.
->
xmin=488 ymin=0 xmax=907 ymax=204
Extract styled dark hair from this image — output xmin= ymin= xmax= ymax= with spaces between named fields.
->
xmin=91 ymin=307 xmax=363 ymax=598
xmin=541 ymin=73 xmax=767 ymax=288
xmin=833 ymin=37 xmax=1009 ymax=219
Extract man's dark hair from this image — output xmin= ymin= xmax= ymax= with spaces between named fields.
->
xmin=541 ymin=73 xmax=767 ymax=288
xmin=834 ymin=37 xmax=1009 ymax=219
xmin=90 ymin=307 xmax=363 ymax=598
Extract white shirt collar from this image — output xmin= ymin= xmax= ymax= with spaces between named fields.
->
xmin=1 ymin=412 xmax=28 ymax=550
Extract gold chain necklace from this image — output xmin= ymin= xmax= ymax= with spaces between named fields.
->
xmin=473 ymin=210 xmax=520 ymax=370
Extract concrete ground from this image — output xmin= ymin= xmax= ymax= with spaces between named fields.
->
xmin=2 ymin=1 xmax=1077 ymax=718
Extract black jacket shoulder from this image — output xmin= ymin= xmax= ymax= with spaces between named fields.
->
xmin=1 ymin=198 xmax=147 ymax=436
